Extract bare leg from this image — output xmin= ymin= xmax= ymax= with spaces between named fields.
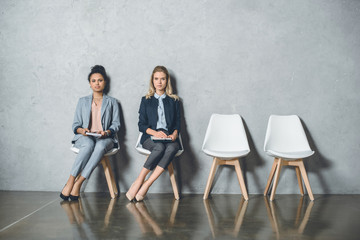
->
xmin=70 ymin=176 xmax=86 ymax=197
xmin=61 ymin=175 xmax=76 ymax=196
xmin=136 ymin=166 xmax=165 ymax=201
xmin=126 ymin=167 xmax=151 ymax=201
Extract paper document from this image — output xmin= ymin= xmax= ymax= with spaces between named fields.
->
xmin=86 ymin=132 xmax=102 ymax=137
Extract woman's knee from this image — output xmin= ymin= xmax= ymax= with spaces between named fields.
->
xmin=152 ymin=143 xmax=166 ymax=153
xmin=77 ymin=137 xmax=95 ymax=152
xmin=165 ymin=143 xmax=180 ymax=153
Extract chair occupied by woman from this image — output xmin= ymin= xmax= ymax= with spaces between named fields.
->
xmin=126 ymin=66 xmax=181 ymax=201
xmin=60 ymin=65 xmax=120 ymax=201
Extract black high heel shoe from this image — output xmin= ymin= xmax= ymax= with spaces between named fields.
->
xmin=60 ymin=185 xmax=70 ymax=201
xmin=69 ymin=194 xmax=79 ymax=201
xmin=60 ymin=192 xmax=70 ymax=201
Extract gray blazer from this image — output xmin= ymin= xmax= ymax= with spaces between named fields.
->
xmin=72 ymin=94 xmax=121 ymax=144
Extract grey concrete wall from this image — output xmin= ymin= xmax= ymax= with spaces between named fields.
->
xmin=1 ymin=0 xmax=359 ymax=194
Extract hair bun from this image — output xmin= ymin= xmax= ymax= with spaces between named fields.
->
xmin=91 ymin=65 xmax=106 ymax=73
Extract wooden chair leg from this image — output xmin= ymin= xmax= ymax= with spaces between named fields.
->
xmin=270 ymin=158 xmax=283 ymax=201
xmin=203 ymin=158 xmax=220 ymax=199
xmin=168 ymin=162 xmax=180 ymax=200
xmin=234 ymin=160 xmax=249 ymax=200
xmin=264 ymin=158 xmax=279 ymax=196
xmin=298 ymin=160 xmax=314 ymax=201
xmin=101 ymin=157 xmax=117 ymax=199
xmin=295 ymin=166 xmax=304 ymax=195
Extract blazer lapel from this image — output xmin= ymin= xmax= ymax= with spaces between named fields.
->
xmin=85 ymin=95 xmax=92 ymax=128
xmin=101 ymin=95 xmax=109 ymax=120
xmin=163 ymin=96 xmax=171 ymax=127
xmin=151 ymin=97 xmax=159 ymax=122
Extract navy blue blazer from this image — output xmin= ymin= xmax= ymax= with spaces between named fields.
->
xmin=138 ymin=95 xmax=181 ymax=144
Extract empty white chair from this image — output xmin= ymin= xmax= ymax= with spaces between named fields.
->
xmin=135 ymin=132 xmax=184 ymax=200
xmin=263 ymin=115 xmax=315 ymax=201
xmin=70 ymin=143 xmax=120 ymax=199
xmin=202 ymin=114 xmax=250 ymax=200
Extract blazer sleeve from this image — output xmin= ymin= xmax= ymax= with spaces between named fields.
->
xmin=108 ymin=99 xmax=121 ymax=137
xmin=138 ymin=97 xmax=149 ymax=133
xmin=174 ymin=99 xmax=181 ymax=133
xmin=72 ymin=98 xmax=83 ymax=134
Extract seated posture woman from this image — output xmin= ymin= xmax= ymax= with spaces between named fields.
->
xmin=126 ymin=65 xmax=181 ymax=201
xmin=60 ymin=65 xmax=120 ymax=201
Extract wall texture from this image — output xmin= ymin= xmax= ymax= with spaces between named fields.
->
xmin=1 ymin=0 xmax=359 ymax=194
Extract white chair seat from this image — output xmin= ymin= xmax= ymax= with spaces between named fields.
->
xmin=203 ymin=149 xmax=250 ymax=159
xmin=265 ymin=150 xmax=314 ymax=159
xmin=70 ymin=144 xmax=119 ymax=156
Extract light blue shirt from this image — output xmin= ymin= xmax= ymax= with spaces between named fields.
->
xmin=154 ymin=93 xmax=168 ymax=130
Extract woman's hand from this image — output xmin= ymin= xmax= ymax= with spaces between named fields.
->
xmin=168 ymin=130 xmax=178 ymax=142
xmin=153 ymin=130 xmax=168 ymax=138
xmin=98 ymin=130 xmax=110 ymax=139
xmin=78 ymin=128 xmax=90 ymax=136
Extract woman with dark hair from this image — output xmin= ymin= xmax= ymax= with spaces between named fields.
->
xmin=126 ymin=66 xmax=181 ymax=201
xmin=60 ymin=65 xmax=120 ymax=201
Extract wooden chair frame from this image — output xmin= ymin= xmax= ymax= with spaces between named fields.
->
xmin=264 ymin=158 xmax=314 ymax=201
xmin=203 ymin=157 xmax=249 ymax=200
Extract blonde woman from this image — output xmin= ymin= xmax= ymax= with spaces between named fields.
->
xmin=126 ymin=66 xmax=181 ymax=201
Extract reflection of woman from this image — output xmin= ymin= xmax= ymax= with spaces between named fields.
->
xmin=60 ymin=65 xmax=120 ymax=201
xmin=126 ymin=66 xmax=181 ymax=201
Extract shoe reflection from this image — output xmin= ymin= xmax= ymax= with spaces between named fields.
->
xmin=126 ymin=199 xmax=180 ymax=237
xmin=264 ymin=196 xmax=314 ymax=239
xmin=60 ymin=198 xmax=117 ymax=238
xmin=203 ymin=197 xmax=249 ymax=238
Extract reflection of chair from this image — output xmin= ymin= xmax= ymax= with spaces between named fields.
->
xmin=202 ymin=114 xmax=250 ymax=200
xmin=70 ymin=143 xmax=119 ymax=199
xmin=263 ymin=115 xmax=315 ymax=201
xmin=203 ymin=197 xmax=248 ymax=238
xmin=264 ymin=196 xmax=314 ymax=239
xmin=135 ymin=132 xmax=184 ymax=200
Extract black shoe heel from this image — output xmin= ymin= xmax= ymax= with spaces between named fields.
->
xmin=60 ymin=193 xmax=70 ymax=201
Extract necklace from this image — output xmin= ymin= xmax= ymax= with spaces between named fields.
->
xmin=93 ymin=97 xmax=103 ymax=106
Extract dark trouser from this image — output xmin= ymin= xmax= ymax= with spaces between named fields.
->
xmin=142 ymin=137 xmax=180 ymax=170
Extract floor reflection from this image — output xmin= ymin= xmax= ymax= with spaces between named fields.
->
xmin=126 ymin=199 xmax=179 ymax=237
xmin=203 ymin=197 xmax=248 ymax=238
xmin=264 ymin=196 xmax=314 ymax=240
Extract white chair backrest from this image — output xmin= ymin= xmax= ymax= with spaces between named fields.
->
xmin=202 ymin=114 xmax=250 ymax=152
xmin=135 ymin=132 xmax=184 ymax=157
xmin=264 ymin=115 xmax=312 ymax=153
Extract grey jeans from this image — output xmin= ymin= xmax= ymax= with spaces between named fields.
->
xmin=71 ymin=135 xmax=113 ymax=179
xmin=142 ymin=137 xmax=180 ymax=170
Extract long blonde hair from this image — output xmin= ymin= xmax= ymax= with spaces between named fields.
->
xmin=145 ymin=66 xmax=179 ymax=100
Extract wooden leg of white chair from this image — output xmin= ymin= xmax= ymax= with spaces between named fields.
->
xmin=298 ymin=160 xmax=314 ymax=201
xmin=203 ymin=158 xmax=219 ymax=199
xmin=101 ymin=157 xmax=116 ymax=199
xmin=234 ymin=160 xmax=249 ymax=201
xmin=295 ymin=166 xmax=304 ymax=196
xmin=168 ymin=162 xmax=180 ymax=200
xmin=264 ymin=158 xmax=278 ymax=196
xmin=270 ymin=158 xmax=283 ymax=201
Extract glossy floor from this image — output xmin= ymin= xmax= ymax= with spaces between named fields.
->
xmin=0 ymin=192 xmax=359 ymax=239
